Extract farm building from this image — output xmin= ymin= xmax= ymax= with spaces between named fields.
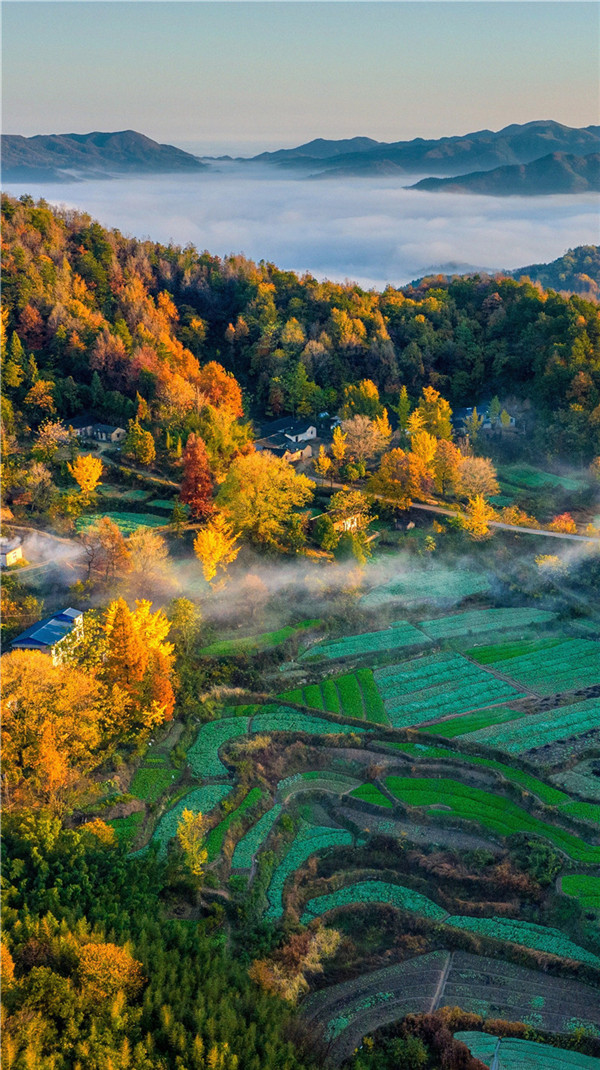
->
xmin=11 ymin=607 xmax=83 ymax=663
xmin=69 ymin=415 xmax=126 ymax=442
xmin=260 ymin=417 xmax=317 ymax=443
xmin=255 ymin=434 xmax=313 ymax=463
xmin=0 ymin=537 xmax=23 ymax=568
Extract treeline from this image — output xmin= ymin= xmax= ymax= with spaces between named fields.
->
xmin=1 ymin=812 xmax=316 ymax=1070
xmin=2 ymin=193 xmax=600 ymax=459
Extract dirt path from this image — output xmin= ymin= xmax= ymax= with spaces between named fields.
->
xmin=313 ymin=476 xmax=600 ymax=543
xmin=430 ymin=951 xmax=453 ymax=1011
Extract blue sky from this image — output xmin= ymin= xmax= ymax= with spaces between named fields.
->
xmin=3 ymin=2 xmax=598 ymax=154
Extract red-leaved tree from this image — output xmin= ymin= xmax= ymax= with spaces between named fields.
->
xmin=180 ymin=433 xmax=214 ymax=519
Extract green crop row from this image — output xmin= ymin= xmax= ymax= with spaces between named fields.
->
xmin=384 ymin=743 xmax=567 ymax=807
xmin=447 ymin=916 xmax=600 ymax=967
xmin=76 ymin=511 xmax=167 ymax=534
xmin=384 ymin=777 xmax=600 ymax=863
xmin=418 ymin=607 xmax=555 ymax=641
xmin=107 ymin=811 xmax=144 ymax=844
xmin=350 ymin=784 xmax=393 ymax=809
xmin=150 ymin=784 xmax=233 ymax=858
xmin=469 ymin=636 xmax=564 ymax=664
xmin=300 ymin=621 xmax=429 ymax=662
xmin=187 ymin=717 xmax=250 ymax=778
xmin=231 ymin=805 xmax=282 ymax=869
xmin=355 ymin=668 xmax=388 ymax=723
xmin=265 ymin=824 xmax=353 ymax=919
xmin=374 ymin=652 xmax=523 ymax=729
xmin=130 ymin=764 xmax=177 ymax=803
xmin=418 ymin=706 xmax=525 ymax=739
xmin=562 ymin=875 xmax=600 ymax=912
xmin=251 ymin=706 xmax=367 ymax=737
xmin=301 ymin=879 xmax=447 ymax=924
xmin=205 ymin=787 xmax=264 ymax=862
xmin=466 ymin=697 xmax=600 ymax=754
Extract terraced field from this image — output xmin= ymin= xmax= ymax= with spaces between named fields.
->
xmin=187 ymin=717 xmax=251 ymax=778
xmin=418 ymin=606 xmax=555 ymax=641
xmin=199 ymin=619 xmax=322 ymax=657
xmin=361 ymin=565 xmax=489 ymax=610
xmin=383 ymin=777 xmax=600 ymax=862
xmin=301 ymin=952 xmax=449 ymax=1062
xmin=299 ymin=621 xmax=429 ymax=662
xmin=302 ymin=951 xmax=600 ymax=1063
xmin=471 ymin=637 xmax=600 ymax=695
xmin=280 ymin=668 xmax=388 ymax=723
xmin=562 ymin=875 xmax=600 ymax=913
xmin=552 ymin=759 xmax=600 ymax=801
xmin=373 ymin=652 xmax=524 ymax=729
xmin=231 ymin=804 xmax=282 ymax=870
xmin=301 ymin=879 xmax=447 ymax=924
xmin=205 ymin=787 xmax=265 ymax=862
xmin=76 ymin=511 xmax=167 ymax=533
xmin=276 ymin=771 xmax=361 ymax=801
xmin=251 ymin=706 xmax=368 ymax=737
xmin=446 ymin=916 xmax=600 ymax=967
xmin=456 ymin=1032 xmax=600 ymax=1069
xmin=442 ymin=953 xmax=600 ymax=1032
xmin=265 ymin=823 xmax=354 ymax=920
xmin=465 ymin=697 xmax=600 ymax=755
xmin=150 ymin=784 xmax=233 ymax=858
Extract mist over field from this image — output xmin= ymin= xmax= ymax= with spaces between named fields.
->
xmin=4 ymin=165 xmax=599 ymax=289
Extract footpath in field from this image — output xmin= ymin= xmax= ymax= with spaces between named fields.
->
xmin=302 ymin=952 xmax=600 ymax=1063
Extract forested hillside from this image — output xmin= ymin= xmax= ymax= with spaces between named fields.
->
xmin=2 ymin=193 xmax=600 ymax=460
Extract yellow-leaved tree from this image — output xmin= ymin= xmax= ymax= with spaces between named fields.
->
xmin=177 ymin=809 xmax=207 ymax=878
xmin=68 ymin=453 xmax=103 ymax=501
xmin=193 ymin=511 xmax=240 ymax=584
xmin=464 ymin=495 xmax=496 ymax=539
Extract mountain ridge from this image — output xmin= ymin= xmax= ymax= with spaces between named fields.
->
xmin=409 ymin=151 xmax=600 ymax=196
xmin=1 ymin=129 xmax=207 ymax=181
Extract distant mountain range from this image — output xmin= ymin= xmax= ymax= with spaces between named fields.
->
xmin=240 ymin=121 xmax=600 ymax=180
xmin=409 ymin=152 xmax=600 ymax=196
xmin=3 ymin=122 xmax=600 ymax=196
xmin=1 ymin=130 xmax=206 ymax=182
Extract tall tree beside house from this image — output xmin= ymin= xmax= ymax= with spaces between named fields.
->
xmin=180 ymin=433 xmax=214 ymax=519
xmin=104 ymin=597 xmax=147 ymax=688
xmin=417 ymin=386 xmax=453 ymax=440
xmin=124 ymin=418 xmax=156 ymax=466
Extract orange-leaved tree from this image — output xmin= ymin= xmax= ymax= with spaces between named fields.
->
xmin=1 ymin=649 xmax=107 ymax=811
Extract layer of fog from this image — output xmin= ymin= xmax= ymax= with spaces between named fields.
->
xmin=4 ymin=164 xmax=599 ymax=289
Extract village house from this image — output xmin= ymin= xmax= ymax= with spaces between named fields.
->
xmin=254 ymin=434 xmax=313 ymax=464
xmin=259 ymin=417 xmax=318 ymax=443
xmin=255 ymin=417 xmax=317 ymax=463
xmin=11 ymin=607 xmax=83 ymax=664
xmin=0 ymin=537 xmax=23 ymax=568
xmin=69 ymin=414 xmax=127 ymax=443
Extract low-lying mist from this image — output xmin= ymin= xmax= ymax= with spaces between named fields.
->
xmin=4 ymin=164 xmax=599 ymax=288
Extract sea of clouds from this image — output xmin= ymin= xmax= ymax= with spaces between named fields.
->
xmin=4 ymin=163 xmax=599 ymax=289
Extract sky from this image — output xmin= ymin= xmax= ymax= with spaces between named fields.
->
xmin=3 ymin=2 xmax=599 ymax=155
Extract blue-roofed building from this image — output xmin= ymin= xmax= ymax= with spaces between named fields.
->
xmin=10 ymin=607 xmax=84 ymax=663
